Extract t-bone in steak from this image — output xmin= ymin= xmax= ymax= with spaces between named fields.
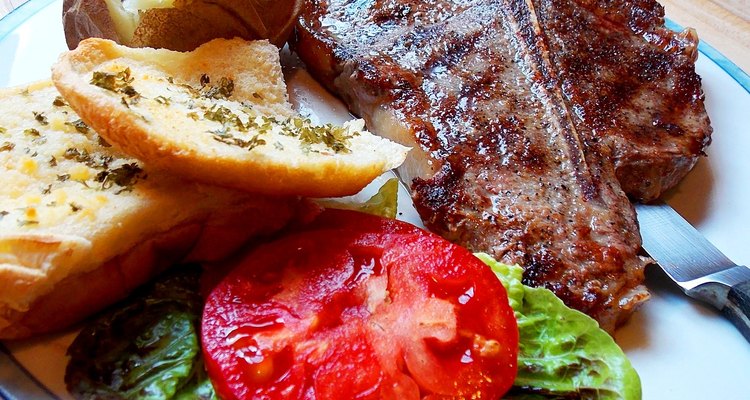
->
xmin=295 ymin=0 xmax=712 ymax=331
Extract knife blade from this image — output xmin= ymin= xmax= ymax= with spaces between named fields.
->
xmin=635 ymin=201 xmax=750 ymax=342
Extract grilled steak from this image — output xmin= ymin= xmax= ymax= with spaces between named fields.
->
xmin=295 ymin=0 xmax=711 ymax=330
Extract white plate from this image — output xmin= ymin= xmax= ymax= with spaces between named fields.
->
xmin=1 ymin=1 xmax=749 ymax=399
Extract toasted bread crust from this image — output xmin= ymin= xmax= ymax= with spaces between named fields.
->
xmin=52 ymin=38 xmax=408 ymax=197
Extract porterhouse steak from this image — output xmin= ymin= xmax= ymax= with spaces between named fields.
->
xmin=295 ymin=0 xmax=712 ymax=331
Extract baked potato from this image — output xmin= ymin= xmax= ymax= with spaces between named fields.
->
xmin=62 ymin=0 xmax=303 ymax=51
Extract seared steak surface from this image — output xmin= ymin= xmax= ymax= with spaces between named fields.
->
xmin=296 ymin=0 xmax=711 ymax=330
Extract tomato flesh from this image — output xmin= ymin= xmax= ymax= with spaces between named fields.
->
xmin=202 ymin=210 xmax=518 ymax=399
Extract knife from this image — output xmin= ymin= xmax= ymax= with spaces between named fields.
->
xmin=635 ymin=202 xmax=750 ymax=342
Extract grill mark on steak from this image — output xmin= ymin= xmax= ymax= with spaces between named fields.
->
xmin=296 ymin=0 xmax=710 ymax=331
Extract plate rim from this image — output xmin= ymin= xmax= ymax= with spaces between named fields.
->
xmin=0 ymin=2 xmax=748 ymax=399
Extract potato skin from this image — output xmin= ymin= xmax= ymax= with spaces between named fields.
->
xmin=130 ymin=7 xmax=252 ymax=52
xmin=62 ymin=0 xmax=303 ymax=50
xmin=63 ymin=0 xmax=121 ymax=50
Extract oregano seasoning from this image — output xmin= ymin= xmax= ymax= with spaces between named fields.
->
xmin=53 ymin=96 xmax=67 ymax=107
xmin=24 ymin=128 xmax=40 ymax=137
xmin=33 ymin=111 xmax=49 ymax=125
xmin=66 ymin=119 xmax=91 ymax=134
xmin=91 ymin=68 xmax=140 ymax=105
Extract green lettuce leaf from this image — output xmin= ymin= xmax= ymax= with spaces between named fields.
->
xmin=475 ymin=253 xmax=641 ymax=400
xmin=316 ymin=177 xmax=400 ymax=219
xmin=173 ymin=359 xmax=217 ymax=400
xmin=65 ymin=265 xmax=217 ymax=400
xmin=356 ymin=178 xmax=399 ymax=218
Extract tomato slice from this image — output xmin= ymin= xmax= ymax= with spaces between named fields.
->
xmin=202 ymin=211 xmax=518 ymax=399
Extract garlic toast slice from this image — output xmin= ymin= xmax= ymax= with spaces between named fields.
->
xmin=52 ymin=38 xmax=409 ymax=197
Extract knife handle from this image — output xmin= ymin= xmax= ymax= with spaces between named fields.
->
xmin=723 ymin=276 xmax=750 ymax=342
